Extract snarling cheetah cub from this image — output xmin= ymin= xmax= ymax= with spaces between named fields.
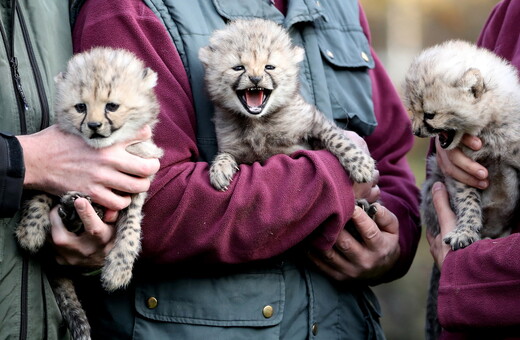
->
xmin=16 ymin=47 xmax=163 ymax=340
xmin=403 ymin=40 xmax=520 ymax=339
xmin=199 ymin=19 xmax=375 ymax=194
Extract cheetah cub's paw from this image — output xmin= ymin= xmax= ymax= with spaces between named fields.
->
xmin=59 ymin=191 xmax=103 ymax=234
xmin=210 ymin=153 xmax=239 ymax=191
xmin=443 ymin=227 xmax=480 ymax=250
xmin=101 ymin=251 xmax=134 ymax=292
xmin=16 ymin=194 xmax=53 ymax=253
xmin=344 ymin=152 xmax=375 ymax=184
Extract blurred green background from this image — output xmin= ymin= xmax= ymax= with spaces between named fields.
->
xmin=358 ymin=0 xmax=501 ymax=338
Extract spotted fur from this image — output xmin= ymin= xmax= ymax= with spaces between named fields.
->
xmin=199 ymin=19 xmax=375 ymax=191
xmin=403 ymin=40 xmax=520 ymax=339
xmin=16 ymin=47 xmax=163 ymax=340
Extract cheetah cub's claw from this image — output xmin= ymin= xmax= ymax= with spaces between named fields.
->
xmin=443 ymin=228 xmax=481 ymax=250
xmin=210 ymin=153 xmax=240 ymax=191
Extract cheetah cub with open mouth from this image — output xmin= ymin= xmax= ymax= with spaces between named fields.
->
xmin=199 ymin=19 xmax=376 ymax=200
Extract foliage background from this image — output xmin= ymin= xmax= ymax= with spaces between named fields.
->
xmin=359 ymin=1 xmax=501 ymax=338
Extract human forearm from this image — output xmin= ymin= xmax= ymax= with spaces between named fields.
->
xmin=438 ymin=234 xmax=520 ymax=328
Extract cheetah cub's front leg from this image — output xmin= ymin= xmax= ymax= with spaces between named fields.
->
xmin=16 ymin=194 xmax=54 ymax=252
xmin=210 ymin=152 xmax=240 ymax=191
xmin=319 ymin=123 xmax=375 ymax=184
xmin=101 ymin=191 xmax=146 ymax=291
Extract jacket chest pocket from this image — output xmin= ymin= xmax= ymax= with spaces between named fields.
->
xmin=133 ymin=269 xmax=285 ymax=339
xmin=310 ymin=1 xmax=377 ymax=136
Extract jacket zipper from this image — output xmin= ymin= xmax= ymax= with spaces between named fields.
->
xmin=0 ymin=13 xmax=28 ymax=134
xmin=16 ymin=0 xmax=50 ymax=130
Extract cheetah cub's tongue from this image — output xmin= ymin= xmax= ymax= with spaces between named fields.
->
xmin=245 ymin=88 xmax=264 ymax=111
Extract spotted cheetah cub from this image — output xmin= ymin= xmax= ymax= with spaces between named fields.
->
xmin=403 ymin=40 xmax=520 ymax=339
xmin=16 ymin=47 xmax=163 ymax=340
xmin=199 ymin=19 xmax=375 ymax=193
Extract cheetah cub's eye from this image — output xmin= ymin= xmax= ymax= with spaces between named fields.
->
xmin=424 ymin=112 xmax=435 ymax=120
xmin=105 ymin=102 xmax=120 ymax=112
xmin=74 ymin=103 xmax=87 ymax=113
xmin=265 ymin=65 xmax=275 ymax=70
xmin=232 ymin=65 xmax=245 ymax=71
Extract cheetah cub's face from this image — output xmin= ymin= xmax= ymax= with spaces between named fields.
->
xmin=54 ymin=47 xmax=158 ymax=149
xmin=400 ymin=40 xmax=520 ymax=150
xmin=199 ymin=19 xmax=304 ymax=118
xmin=405 ymin=66 xmax=487 ymax=150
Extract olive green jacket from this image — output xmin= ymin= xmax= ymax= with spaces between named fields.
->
xmin=0 ymin=1 xmax=72 ymax=339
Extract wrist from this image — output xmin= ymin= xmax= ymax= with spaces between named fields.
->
xmin=0 ymin=132 xmax=25 ymax=217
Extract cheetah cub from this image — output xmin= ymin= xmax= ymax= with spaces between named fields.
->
xmin=16 ymin=47 xmax=163 ymax=340
xmin=199 ymin=19 xmax=375 ymax=194
xmin=403 ymin=40 xmax=520 ymax=339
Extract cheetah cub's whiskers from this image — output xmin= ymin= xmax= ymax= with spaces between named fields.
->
xmin=199 ymin=19 xmax=376 ymax=195
xmin=16 ymin=47 xmax=163 ymax=340
xmin=403 ymin=39 xmax=520 ymax=340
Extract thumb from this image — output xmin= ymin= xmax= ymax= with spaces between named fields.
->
xmin=126 ymin=125 xmax=152 ymax=146
xmin=431 ymin=182 xmax=456 ymax=237
xmin=74 ymin=198 xmax=111 ymax=242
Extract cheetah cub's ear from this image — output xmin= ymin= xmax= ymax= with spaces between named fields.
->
xmin=54 ymin=72 xmax=65 ymax=83
xmin=292 ymin=45 xmax=305 ymax=64
xmin=142 ymin=67 xmax=158 ymax=89
xmin=198 ymin=45 xmax=213 ymax=67
xmin=456 ymin=68 xmax=485 ymax=99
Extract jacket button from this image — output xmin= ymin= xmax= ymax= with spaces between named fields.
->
xmin=312 ymin=322 xmax=319 ymax=335
xmin=361 ymin=51 xmax=370 ymax=62
xmin=262 ymin=305 xmax=274 ymax=318
xmin=326 ymin=50 xmax=334 ymax=59
xmin=146 ymin=297 xmax=158 ymax=309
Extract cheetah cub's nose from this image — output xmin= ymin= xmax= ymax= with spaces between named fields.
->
xmin=87 ymin=121 xmax=102 ymax=130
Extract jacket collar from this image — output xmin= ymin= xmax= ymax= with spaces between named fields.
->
xmin=213 ymin=0 xmax=325 ymax=28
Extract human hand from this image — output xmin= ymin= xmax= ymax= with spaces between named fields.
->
xmin=426 ymin=182 xmax=456 ymax=269
xmin=50 ymin=197 xmax=116 ymax=268
xmin=308 ymin=203 xmax=400 ymax=282
xmin=18 ymin=124 xmax=160 ymax=210
xmin=435 ymin=134 xmax=488 ymax=189
xmin=343 ymin=131 xmax=380 ymax=202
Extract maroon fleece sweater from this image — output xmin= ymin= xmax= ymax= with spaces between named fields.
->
xmin=73 ymin=0 xmax=420 ymax=283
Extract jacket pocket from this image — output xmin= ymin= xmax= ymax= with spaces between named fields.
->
xmin=133 ymin=268 xmax=285 ymax=339
xmin=315 ymin=21 xmax=377 ymax=136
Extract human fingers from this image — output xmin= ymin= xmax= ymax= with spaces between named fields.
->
xmin=126 ymin=125 xmax=153 ymax=146
xmin=350 ymin=205 xmax=386 ymax=247
xmin=460 ymin=134 xmax=482 ymax=151
xmin=86 ymin=185 xmax=132 ymax=211
xmin=50 ymin=202 xmax=114 ymax=267
xmin=74 ymin=198 xmax=115 ymax=245
xmin=343 ymin=130 xmax=369 ymax=154
xmin=371 ymin=203 xmax=398 ymax=235
xmin=98 ymin=144 xmax=160 ymax=180
xmin=429 ymin=182 xmax=455 ymax=268
xmin=431 ymin=182 xmax=456 ymax=238
xmin=307 ymin=231 xmax=356 ymax=281
xmin=435 ymin=138 xmax=488 ymax=189
xmin=353 ymin=170 xmax=380 ymax=202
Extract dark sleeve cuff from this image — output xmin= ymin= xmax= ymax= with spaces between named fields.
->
xmin=0 ymin=132 xmax=25 ymax=218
